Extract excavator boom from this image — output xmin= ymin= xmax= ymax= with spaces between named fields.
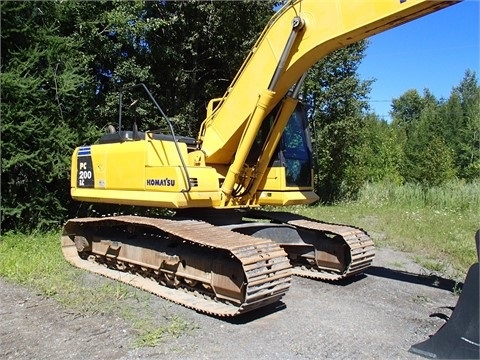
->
xmin=199 ymin=0 xmax=458 ymax=165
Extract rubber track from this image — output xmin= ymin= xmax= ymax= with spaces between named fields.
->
xmin=61 ymin=215 xmax=292 ymax=317
xmin=247 ymin=211 xmax=375 ymax=281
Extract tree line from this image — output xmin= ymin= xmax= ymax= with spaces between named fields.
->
xmin=1 ymin=1 xmax=478 ymax=233
xmin=342 ymin=70 xmax=479 ymax=195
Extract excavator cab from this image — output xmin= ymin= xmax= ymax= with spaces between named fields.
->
xmin=276 ymin=104 xmax=313 ymax=188
xmin=249 ymin=103 xmax=318 ymax=206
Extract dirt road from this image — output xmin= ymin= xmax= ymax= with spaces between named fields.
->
xmin=0 ymin=247 xmax=460 ymax=359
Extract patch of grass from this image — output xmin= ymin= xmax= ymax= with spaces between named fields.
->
xmin=413 ymin=256 xmax=448 ymax=274
xmin=412 ymin=295 xmax=430 ymax=303
xmin=452 ymin=282 xmax=462 ymax=296
xmin=133 ymin=315 xmax=194 ymax=348
xmin=0 ymin=231 xmax=194 ymax=347
xmin=358 ymin=181 xmax=480 ymax=211
xmin=0 ymin=231 xmax=75 ymax=290
xmin=389 ymin=260 xmax=407 ymax=269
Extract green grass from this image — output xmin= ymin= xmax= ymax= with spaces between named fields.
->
xmin=358 ymin=180 xmax=480 ymax=211
xmin=0 ymin=231 xmax=74 ymax=293
xmin=0 ymin=231 xmax=193 ymax=347
xmin=291 ymin=181 xmax=479 ymax=278
xmin=132 ymin=314 xmax=193 ymax=348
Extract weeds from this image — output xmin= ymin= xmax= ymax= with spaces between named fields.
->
xmin=358 ymin=180 xmax=480 ymax=211
xmin=133 ymin=315 xmax=193 ymax=348
xmin=413 ymin=256 xmax=448 ymax=274
xmin=452 ymin=281 xmax=463 ymax=296
xmin=412 ymin=295 xmax=430 ymax=303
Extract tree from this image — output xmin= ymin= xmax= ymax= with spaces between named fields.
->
xmin=143 ymin=1 xmax=276 ymax=136
xmin=1 ymin=1 xmax=96 ymax=231
xmin=390 ymin=89 xmax=424 ymax=135
xmin=356 ymin=113 xmax=404 ymax=184
xmin=402 ymin=97 xmax=455 ymax=186
xmin=390 ymin=71 xmax=479 ymax=185
xmin=445 ymin=70 xmax=480 ymax=180
xmin=302 ymin=40 xmax=373 ymax=202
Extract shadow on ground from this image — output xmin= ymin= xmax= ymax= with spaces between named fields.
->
xmin=219 ymin=301 xmax=287 ymax=325
xmin=366 ymin=266 xmax=461 ymax=292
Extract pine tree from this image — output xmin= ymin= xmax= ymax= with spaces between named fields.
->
xmin=452 ymin=70 xmax=480 ymax=180
xmin=1 ymin=1 xmax=96 ymax=231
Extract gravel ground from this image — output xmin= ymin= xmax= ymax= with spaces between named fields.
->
xmin=0 ymin=247 xmax=461 ymax=360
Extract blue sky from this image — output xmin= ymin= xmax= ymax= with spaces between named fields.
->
xmin=358 ymin=0 xmax=480 ymax=120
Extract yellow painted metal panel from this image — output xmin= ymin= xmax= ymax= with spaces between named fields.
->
xmin=145 ymin=139 xmax=187 ymax=167
xmin=259 ymin=167 xmax=286 ymax=191
xmin=256 ymin=190 xmax=319 ymax=206
xmin=144 ymin=167 xmax=186 ymax=192
xmin=72 ymin=188 xmax=222 ymax=208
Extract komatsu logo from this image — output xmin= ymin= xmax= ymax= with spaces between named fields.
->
xmin=146 ymin=178 xmax=176 ymax=186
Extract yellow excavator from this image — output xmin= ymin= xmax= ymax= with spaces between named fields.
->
xmin=61 ymin=0 xmax=460 ymax=317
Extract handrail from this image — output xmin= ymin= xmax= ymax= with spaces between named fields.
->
xmin=117 ymin=83 xmax=192 ymax=193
